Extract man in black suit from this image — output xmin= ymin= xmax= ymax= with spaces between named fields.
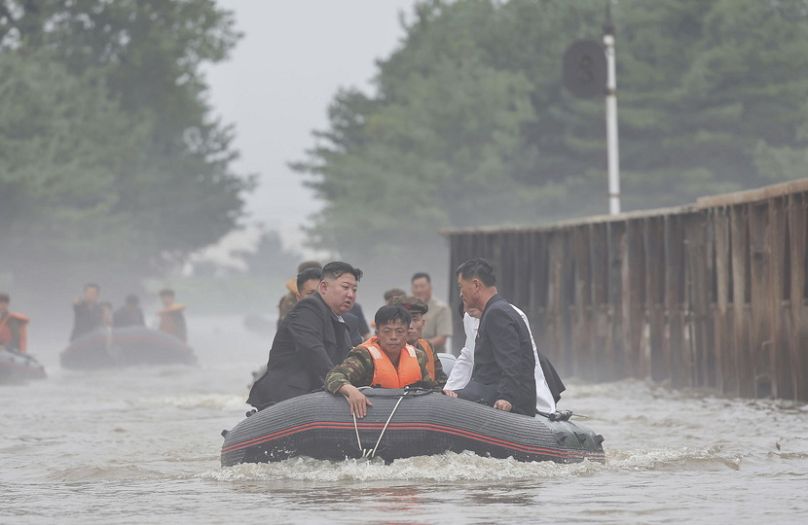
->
xmin=450 ymin=258 xmax=537 ymax=416
xmin=247 ymin=261 xmax=363 ymax=410
xmin=70 ymin=283 xmax=104 ymax=341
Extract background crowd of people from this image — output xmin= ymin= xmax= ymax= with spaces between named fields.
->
xmin=68 ymin=284 xmax=188 ymax=343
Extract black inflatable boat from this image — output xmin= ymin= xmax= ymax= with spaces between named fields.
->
xmin=0 ymin=346 xmax=46 ymax=384
xmin=221 ymin=388 xmax=604 ymax=466
xmin=60 ymin=326 xmax=196 ymax=369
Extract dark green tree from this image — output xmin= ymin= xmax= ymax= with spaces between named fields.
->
xmin=0 ymin=1 xmax=252 ymax=303
xmin=295 ymin=0 xmax=808 ymax=269
xmin=235 ymin=229 xmax=302 ymax=282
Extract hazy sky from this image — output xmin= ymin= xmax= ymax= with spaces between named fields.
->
xmin=205 ymin=0 xmax=416 ymax=256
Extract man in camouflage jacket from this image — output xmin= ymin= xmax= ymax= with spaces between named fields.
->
xmin=325 ymin=305 xmax=435 ymax=418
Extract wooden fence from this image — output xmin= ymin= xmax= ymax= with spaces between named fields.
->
xmin=445 ymin=179 xmax=808 ymax=401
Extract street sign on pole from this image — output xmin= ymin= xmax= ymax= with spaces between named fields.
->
xmin=562 ymin=40 xmax=606 ymax=99
xmin=562 ymin=8 xmax=622 ymax=215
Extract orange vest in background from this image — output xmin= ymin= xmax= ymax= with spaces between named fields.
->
xmin=0 ymin=312 xmax=29 ymax=353
xmin=360 ymin=338 xmax=423 ymax=389
xmin=417 ymin=338 xmax=436 ymax=380
xmin=158 ymin=304 xmax=186 ymax=342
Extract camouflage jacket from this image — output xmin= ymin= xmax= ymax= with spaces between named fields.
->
xmin=415 ymin=338 xmax=448 ymax=388
xmin=325 ymin=345 xmax=435 ymax=394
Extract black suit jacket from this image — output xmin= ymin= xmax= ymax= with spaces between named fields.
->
xmin=248 ymin=293 xmax=351 ymax=410
xmin=70 ymin=301 xmax=103 ymax=342
xmin=471 ymin=294 xmax=537 ymax=416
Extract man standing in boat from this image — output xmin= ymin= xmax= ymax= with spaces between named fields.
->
xmin=325 ymin=304 xmax=434 ymax=418
xmin=157 ymin=289 xmax=187 ymax=342
xmin=295 ymin=267 xmax=322 ymax=301
xmin=248 ymin=261 xmax=362 ymax=410
xmin=70 ymin=283 xmax=104 ymax=341
xmin=411 ymin=272 xmax=453 ymax=354
xmin=449 ymin=258 xmax=536 ymax=416
xmin=298 ymin=267 xmax=360 ymax=346
xmin=0 ymin=293 xmax=29 ymax=353
xmin=278 ymin=260 xmax=322 ymax=327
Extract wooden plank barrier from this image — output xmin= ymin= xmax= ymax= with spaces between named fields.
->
xmin=444 ymin=179 xmax=808 ymax=401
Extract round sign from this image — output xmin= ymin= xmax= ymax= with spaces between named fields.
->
xmin=562 ymin=39 xmax=607 ymax=98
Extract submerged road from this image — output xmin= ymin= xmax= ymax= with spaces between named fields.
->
xmin=1 ymin=315 xmax=806 ymax=524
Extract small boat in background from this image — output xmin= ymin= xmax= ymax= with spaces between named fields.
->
xmin=0 ymin=346 xmax=46 ymax=384
xmin=60 ymin=326 xmax=196 ymax=369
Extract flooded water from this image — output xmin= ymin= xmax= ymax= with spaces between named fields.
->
xmin=2 ymin=315 xmax=806 ymax=524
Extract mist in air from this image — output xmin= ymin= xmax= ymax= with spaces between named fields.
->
xmin=1 ymin=1 xmax=807 ymax=524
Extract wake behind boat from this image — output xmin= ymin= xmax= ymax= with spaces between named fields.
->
xmin=0 ymin=346 xmax=46 ymax=384
xmin=60 ymin=326 xmax=196 ymax=369
xmin=221 ymin=388 xmax=604 ymax=466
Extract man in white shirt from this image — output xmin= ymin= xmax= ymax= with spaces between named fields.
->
xmin=444 ymin=304 xmax=559 ymax=415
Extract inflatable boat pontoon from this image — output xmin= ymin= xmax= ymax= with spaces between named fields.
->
xmin=60 ymin=326 xmax=196 ymax=369
xmin=221 ymin=387 xmax=604 ymax=466
xmin=0 ymin=346 xmax=46 ymax=383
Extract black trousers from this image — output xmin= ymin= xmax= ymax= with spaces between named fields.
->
xmin=456 ymin=380 xmax=535 ymax=416
xmin=456 ymin=380 xmax=498 ymax=406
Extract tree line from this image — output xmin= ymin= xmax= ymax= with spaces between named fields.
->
xmin=295 ymin=0 xmax=808 ymax=268
xmin=0 ymin=0 xmax=251 ymax=303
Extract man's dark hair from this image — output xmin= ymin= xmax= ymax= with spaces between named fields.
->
xmin=125 ymin=294 xmax=140 ymax=306
xmin=84 ymin=283 xmax=100 ymax=291
xmin=321 ymin=261 xmax=362 ymax=282
xmin=411 ymin=272 xmax=431 ymax=283
xmin=0 ymin=292 xmax=9 ymax=303
xmin=297 ymin=260 xmax=322 ymax=273
xmin=159 ymin=288 xmax=175 ymax=297
xmin=296 ymin=267 xmax=322 ymax=291
xmin=374 ymin=304 xmax=412 ymax=328
xmin=383 ymin=288 xmax=407 ymax=303
xmin=455 ymin=257 xmax=496 ymax=287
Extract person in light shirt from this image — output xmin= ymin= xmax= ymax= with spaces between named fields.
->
xmin=411 ymin=272 xmax=453 ymax=354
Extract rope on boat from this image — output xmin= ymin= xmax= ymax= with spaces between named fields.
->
xmin=352 ymin=388 xmax=412 ymax=459
xmin=370 ymin=391 xmax=408 ymax=459
xmin=536 ymin=409 xmax=590 ymax=421
xmin=352 ymin=412 xmax=365 ymax=456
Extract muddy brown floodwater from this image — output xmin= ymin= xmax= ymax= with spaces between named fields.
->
xmin=1 ymin=315 xmax=806 ymax=524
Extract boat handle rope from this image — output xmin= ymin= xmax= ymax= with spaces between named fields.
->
xmin=536 ymin=409 xmax=589 ymax=421
xmin=352 ymin=389 xmax=411 ymax=459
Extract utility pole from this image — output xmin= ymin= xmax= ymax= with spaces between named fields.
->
xmin=603 ymin=4 xmax=621 ymax=214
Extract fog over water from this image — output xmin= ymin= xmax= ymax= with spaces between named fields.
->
xmin=205 ymin=0 xmax=416 ymax=252
xmin=2 ymin=316 xmax=806 ymax=524
xmin=3 ymin=2 xmax=808 ymax=523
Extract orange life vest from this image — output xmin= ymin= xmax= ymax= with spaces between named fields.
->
xmin=0 ymin=312 xmax=29 ymax=353
xmin=158 ymin=304 xmax=186 ymax=342
xmin=417 ymin=338 xmax=437 ymax=380
xmin=361 ymin=338 xmax=423 ymax=389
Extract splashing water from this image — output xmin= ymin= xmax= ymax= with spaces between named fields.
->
xmin=1 ymin=315 xmax=806 ymax=524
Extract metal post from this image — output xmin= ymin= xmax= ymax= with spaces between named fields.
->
xmin=604 ymin=12 xmax=621 ymax=214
